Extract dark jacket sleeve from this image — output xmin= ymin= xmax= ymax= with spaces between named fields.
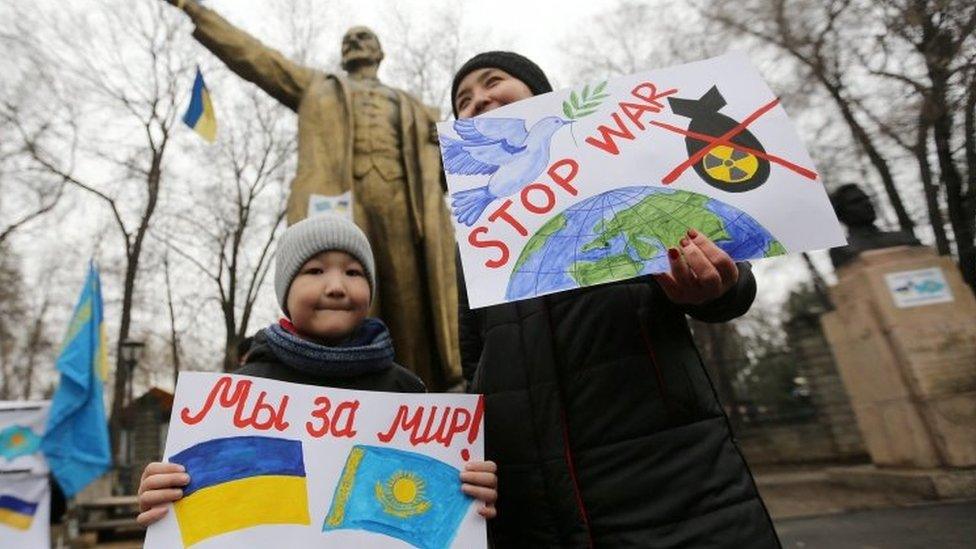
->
xmin=681 ymin=261 xmax=757 ymax=322
xmin=455 ymin=251 xmax=484 ymax=385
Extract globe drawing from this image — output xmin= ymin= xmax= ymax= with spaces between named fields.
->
xmin=506 ymin=186 xmax=786 ymax=300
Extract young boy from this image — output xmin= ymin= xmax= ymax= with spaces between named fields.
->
xmin=452 ymin=52 xmax=780 ymax=547
xmin=137 ymin=214 xmax=497 ymax=527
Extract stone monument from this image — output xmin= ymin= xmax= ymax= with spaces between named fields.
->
xmin=165 ymin=0 xmax=460 ymax=388
xmin=820 ymin=184 xmax=976 ymax=496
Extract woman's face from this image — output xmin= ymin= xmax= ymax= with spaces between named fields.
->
xmin=454 ymin=68 xmax=533 ymax=119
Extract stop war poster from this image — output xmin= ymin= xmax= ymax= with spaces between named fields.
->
xmin=439 ymin=51 xmax=845 ymax=308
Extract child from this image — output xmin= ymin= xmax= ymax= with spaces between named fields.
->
xmin=452 ymin=52 xmax=779 ymax=547
xmin=137 ymin=214 xmax=497 ymax=526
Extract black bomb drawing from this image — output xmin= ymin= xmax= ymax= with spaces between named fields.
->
xmin=667 ymin=86 xmax=770 ymax=192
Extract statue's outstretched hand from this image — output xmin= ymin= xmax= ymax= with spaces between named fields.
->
xmin=654 ymin=229 xmax=739 ymax=305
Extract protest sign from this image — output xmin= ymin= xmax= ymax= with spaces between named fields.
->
xmin=0 ymin=402 xmax=51 ymax=548
xmin=308 ymin=191 xmax=354 ymax=220
xmin=146 ymin=372 xmax=485 ymax=549
xmin=439 ymin=51 xmax=845 ymax=308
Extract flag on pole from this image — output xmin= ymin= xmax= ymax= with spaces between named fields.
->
xmin=182 ymin=66 xmax=217 ymax=142
xmin=41 ymin=262 xmax=112 ymax=498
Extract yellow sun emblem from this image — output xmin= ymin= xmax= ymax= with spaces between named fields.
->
xmin=375 ymin=471 xmax=431 ymax=518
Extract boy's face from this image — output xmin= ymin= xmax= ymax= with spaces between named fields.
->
xmin=286 ymin=250 xmax=370 ymax=345
xmin=454 ymin=68 xmax=533 ymax=119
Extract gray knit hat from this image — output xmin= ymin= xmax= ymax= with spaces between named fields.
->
xmin=274 ymin=214 xmax=376 ymax=315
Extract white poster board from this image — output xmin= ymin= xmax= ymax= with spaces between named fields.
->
xmin=885 ymin=267 xmax=954 ymax=308
xmin=146 ymin=373 xmax=486 ymax=549
xmin=308 ymin=191 xmax=354 ymax=220
xmin=0 ymin=402 xmax=51 ymax=548
xmin=439 ymin=51 xmax=845 ymax=308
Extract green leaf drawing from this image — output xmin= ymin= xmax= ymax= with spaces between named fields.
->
xmin=562 ymin=101 xmax=574 ymax=119
xmin=562 ymin=80 xmax=609 ymax=120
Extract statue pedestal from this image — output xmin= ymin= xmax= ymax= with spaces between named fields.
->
xmin=821 ymin=246 xmax=976 ymax=468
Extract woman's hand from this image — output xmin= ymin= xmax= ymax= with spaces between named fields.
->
xmin=654 ymin=229 xmax=738 ymax=305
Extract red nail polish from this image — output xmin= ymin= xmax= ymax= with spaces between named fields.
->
xmin=687 ymin=228 xmax=698 ymax=238
xmin=668 ymin=248 xmax=679 ymax=260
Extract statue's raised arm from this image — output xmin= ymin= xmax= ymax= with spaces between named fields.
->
xmin=165 ymin=0 xmax=313 ymax=111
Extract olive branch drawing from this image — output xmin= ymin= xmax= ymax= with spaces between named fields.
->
xmin=562 ymin=81 xmax=609 ymax=120
xmin=562 ymin=81 xmax=608 ymax=146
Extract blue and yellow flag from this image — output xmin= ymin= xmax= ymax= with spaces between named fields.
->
xmin=324 ymin=445 xmax=472 ymax=549
xmin=182 ymin=67 xmax=217 ymax=142
xmin=170 ymin=436 xmax=310 ymax=546
xmin=40 ymin=262 xmax=112 ymax=498
xmin=0 ymin=495 xmax=39 ymax=531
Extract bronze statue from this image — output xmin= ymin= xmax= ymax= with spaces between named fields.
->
xmin=165 ymin=0 xmax=460 ymax=388
xmin=828 ymin=183 xmax=921 ymax=269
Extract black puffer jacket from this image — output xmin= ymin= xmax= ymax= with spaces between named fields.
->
xmin=460 ymin=262 xmax=779 ymax=548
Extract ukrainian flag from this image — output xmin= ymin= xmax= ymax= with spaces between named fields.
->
xmin=40 ymin=261 xmax=112 ymax=498
xmin=170 ymin=436 xmax=310 ymax=546
xmin=0 ymin=495 xmax=38 ymax=531
xmin=324 ymin=445 xmax=472 ymax=549
xmin=182 ymin=66 xmax=217 ymax=142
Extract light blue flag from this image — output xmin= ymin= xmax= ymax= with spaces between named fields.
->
xmin=323 ymin=445 xmax=472 ymax=549
xmin=41 ymin=262 xmax=112 ymax=498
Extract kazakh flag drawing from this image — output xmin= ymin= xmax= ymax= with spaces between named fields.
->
xmin=324 ymin=445 xmax=472 ymax=549
xmin=40 ymin=261 xmax=112 ymax=498
xmin=0 ymin=425 xmax=42 ymax=461
xmin=170 ymin=436 xmax=310 ymax=546
xmin=182 ymin=66 xmax=217 ymax=142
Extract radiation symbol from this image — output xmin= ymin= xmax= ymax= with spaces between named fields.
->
xmin=668 ymin=86 xmax=770 ymax=193
xmin=702 ymin=145 xmax=760 ymax=184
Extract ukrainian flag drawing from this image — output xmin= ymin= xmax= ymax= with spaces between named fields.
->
xmin=0 ymin=495 xmax=38 ymax=531
xmin=324 ymin=445 xmax=472 ymax=549
xmin=169 ymin=436 xmax=310 ymax=547
xmin=182 ymin=66 xmax=217 ymax=142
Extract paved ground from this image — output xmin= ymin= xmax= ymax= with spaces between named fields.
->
xmin=753 ymin=465 xmax=926 ymax=519
xmin=775 ymin=500 xmax=976 ymax=549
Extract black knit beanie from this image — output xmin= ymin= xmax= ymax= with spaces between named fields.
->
xmin=451 ymin=51 xmax=552 ymax=117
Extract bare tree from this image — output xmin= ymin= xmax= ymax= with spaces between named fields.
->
xmin=157 ymin=89 xmax=291 ymax=372
xmin=698 ymin=0 xmax=919 ymax=238
xmin=0 ymin=22 xmax=73 ymax=244
xmin=698 ymin=0 xmax=976 ymax=292
xmin=3 ymin=0 xmax=195 ymax=455
xmin=382 ymin=1 xmax=487 ymax=114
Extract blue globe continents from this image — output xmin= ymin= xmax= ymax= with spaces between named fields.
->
xmin=506 ymin=186 xmax=786 ymax=300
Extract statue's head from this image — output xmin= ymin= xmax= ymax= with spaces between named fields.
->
xmin=341 ymin=26 xmax=384 ymax=72
xmin=829 ymin=183 xmax=877 ymax=227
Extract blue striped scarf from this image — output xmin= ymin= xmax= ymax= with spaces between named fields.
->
xmin=264 ymin=318 xmax=395 ymax=378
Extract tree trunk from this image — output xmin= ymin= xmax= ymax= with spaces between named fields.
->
xmin=915 ymin=98 xmax=951 ymax=255
xmin=928 ymin=69 xmax=976 ymax=293
xmin=164 ymin=255 xmax=182 ymax=389
xmin=110 ymin=148 xmax=164 ymax=460
xmin=820 ymin=77 xmax=916 ymax=235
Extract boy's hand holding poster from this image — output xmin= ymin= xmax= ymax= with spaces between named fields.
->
xmin=146 ymin=373 xmax=486 ymax=549
xmin=439 ymin=52 xmax=845 ymax=308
